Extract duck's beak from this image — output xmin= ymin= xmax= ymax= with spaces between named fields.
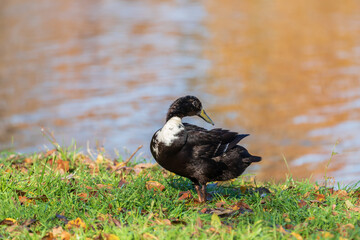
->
xmin=198 ymin=109 xmax=214 ymax=125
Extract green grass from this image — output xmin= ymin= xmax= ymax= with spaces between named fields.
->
xmin=0 ymin=145 xmax=359 ymax=240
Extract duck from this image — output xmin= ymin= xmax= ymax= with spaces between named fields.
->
xmin=150 ymin=96 xmax=261 ymax=202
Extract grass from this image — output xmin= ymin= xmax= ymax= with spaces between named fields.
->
xmin=0 ymin=144 xmax=360 ymax=240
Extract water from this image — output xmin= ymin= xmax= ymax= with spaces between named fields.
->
xmin=1 ymin=0 xmax=360 ymax=184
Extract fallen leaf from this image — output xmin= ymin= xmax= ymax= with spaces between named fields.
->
xmin=215 ymin=201 xmax=226 ymax=208
xmin=143 ymin=233 xmax=158 ymax=240
xmin=56 ymin=159 xmax=69 ymax=173
xmin=351 ymin=206 xmax=360 ymax=212
xmin=146 ymin=181 xmax=165 ymax=192
xmin=44 ymin=149 xmax=57 ymax=158
xmin=0 ymin=218 xmax=17 ymax=226
xmin=200 ymin=208 xmax=208 ymax=213
xmin=277 ymin=225 xmax=288 ymax=234
xmin=102 ymin=233 xmax=120 ymax=240
xmin=231 ymin=200 xmax=252 ymax=212
xmin=284 ymin=224 xmax=294 ymax=229
xmin=334 ymin=189 xmax=348 ymax=199
xmin=315 ymin=193 xmax=325 ymax=202
xmin=321 ymin=232 xmax=334 ymax=238
xmin=61 ymin=231 xmax=71 ymax=240
xmin=42 ymin=232 xmax=55 ymax=240
xmin=78 ymin=192 xmax=89 ymax=202
xmin=66 ymin=217 xmax=86 ymax=229
xmin=118 ymin=179 xmax=127 ymax=188
xmin=51 ymin=226 xmax=64 ymax=238
xmin=298 ymin=200 xmax=307 ymax=208
xmin=178 ymin=191 xmax=193 ymax=200
xmin=291 ymin=232 xmax=303 ymax=240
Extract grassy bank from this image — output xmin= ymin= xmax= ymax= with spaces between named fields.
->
xmin=0 ymin=145 xmax=359 ymax=240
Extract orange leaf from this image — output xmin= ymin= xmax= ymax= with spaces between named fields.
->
xmin=57 ymin=159 xmax=69 ymax=173
xmin=291 ymin=232 xmax=303 ymax=240
xmin=315 ymin=193 xmax=325 ymax=202
xmin=65 ymin=217 xmax=86 ymax=229
xmin=178 ymin=191 xmax=193 ymax=200
xmin=146 ymin=181 xmax=165 ymax=192
xmin=78 ymin=193 xmax=88 ymax=202
xmin=61 ymin=231 xmax=71 ymax=240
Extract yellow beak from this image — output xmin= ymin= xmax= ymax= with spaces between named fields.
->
xmin=199 ymin=109 xmax=214 ymax=125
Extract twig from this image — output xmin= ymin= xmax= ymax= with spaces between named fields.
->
xmin=124 ymin=145 xmax=143 ymax=165
xmin=113 ymin=145 xmax=143 ymax=171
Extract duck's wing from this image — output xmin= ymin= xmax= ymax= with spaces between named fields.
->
xmin=183 ymin=123 xmax=249 ymax=158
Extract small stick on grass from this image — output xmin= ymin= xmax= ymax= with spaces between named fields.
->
xmin=113 ymin=145 xmax=143 ymax=171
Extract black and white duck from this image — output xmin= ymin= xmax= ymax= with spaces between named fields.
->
xmin=150 ymin=96 xmax=261 ymax=202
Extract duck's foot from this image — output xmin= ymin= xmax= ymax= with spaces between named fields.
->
xmin=195 ymin=185 xmax=206 ymax=202
xmin=194 ymin=184 xmax=208 ymax=202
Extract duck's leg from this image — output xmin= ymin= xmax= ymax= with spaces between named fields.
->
xmin=194 ymin=184 xmax=205 ymax=202
xmin=201 ymin=184 xmax=207 ymax=202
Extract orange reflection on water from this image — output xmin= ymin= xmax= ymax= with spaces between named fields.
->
xmin=204 ymin=0 xmax=360 ymax=181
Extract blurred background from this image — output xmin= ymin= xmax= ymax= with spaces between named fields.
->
xmin=1 ymin=0 xmax=360 ymax=184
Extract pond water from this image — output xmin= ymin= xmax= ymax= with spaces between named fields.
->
xmin=1 ymin=0 xmax=360 ymax=184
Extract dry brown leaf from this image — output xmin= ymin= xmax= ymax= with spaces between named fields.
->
xmin=284 ymin=224 xmax=294 ymax=229
xmin=298 ymin=200 xmax=307 ymax=208
xmin=146 ymin=181 xmax=165 ymax=192
xmin=215 ymin=201 xmax=226 ymax=208
xmin=200 ymin=208 xmax=208 ymax=213
xmin=56 ymin=159 xmax=69 ymax=173
xmin=42 ymin=232 xmax=56 ymax=240
xmin=178 ymin=191 xmax=193 ymax=201
xmin=231 ymin=200 xmax=252 ymax=211
xmin=334 ymin=190 xmax=349 ymax=199
xmin=315 ymin=193 xmax=325 ymax=202
xmin=0 ymin=218 xmax=17 ymax=226
xmin=78 ymin=193 xmax=88 ymax=202
xmin=118 ymin=179 xmax=127 ymax=188
xmin=61 ymin=231 xmax=71 ymax=240
xmin=351 ymin=206 xmax=360 ymax=212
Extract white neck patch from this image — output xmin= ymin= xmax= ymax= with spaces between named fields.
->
xmin=156 ymin=116 xmax=184 ymax=146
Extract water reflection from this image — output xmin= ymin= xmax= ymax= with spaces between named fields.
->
xmin=0 ymin=0 xmax=359 ymax=184
xmin=203 ymin=0 xmax=360 ymax=182
xmin=0 ymin=0 xmax=209 ymax=153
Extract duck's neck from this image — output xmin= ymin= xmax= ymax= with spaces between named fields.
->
xmin=166 ymin=111 xmax=184 ymax=122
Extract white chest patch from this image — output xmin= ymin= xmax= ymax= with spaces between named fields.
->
xmin=156 ymin=116 xmax=184 ymax=147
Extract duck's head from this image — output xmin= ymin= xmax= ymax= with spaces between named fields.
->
xmin=166 ymin=95 xmax=214 ymax=125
